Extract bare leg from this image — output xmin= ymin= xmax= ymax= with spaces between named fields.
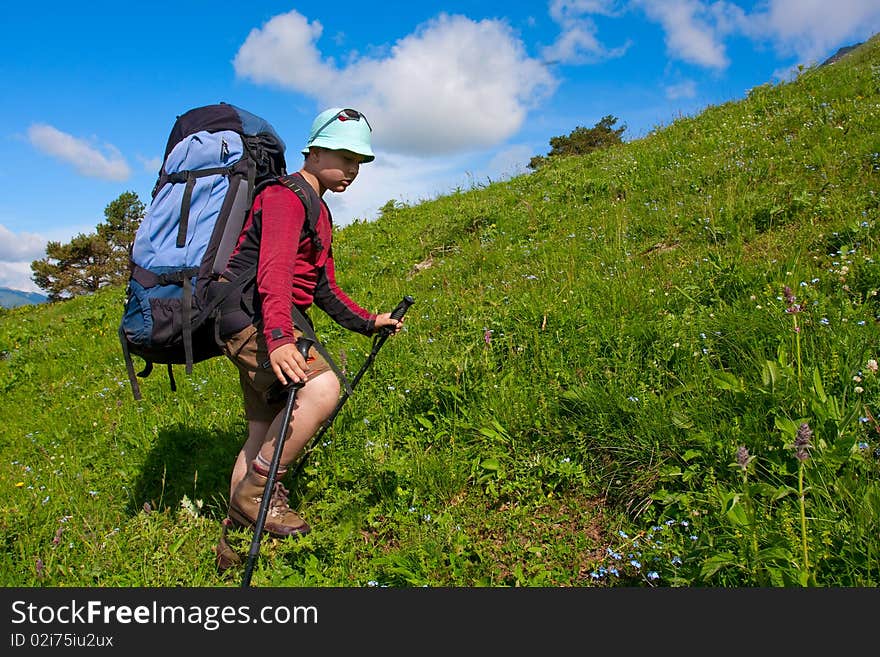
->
xmin=230 ymin=370 xmax=340 ymax=499
xmin=257 ymin=370 xmax=341 ymax=467
xmin=230 ymin=420 xmax=270 ymax=500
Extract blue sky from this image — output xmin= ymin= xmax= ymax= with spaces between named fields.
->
xmin=2 ymin=1 xmax=879 ymax=292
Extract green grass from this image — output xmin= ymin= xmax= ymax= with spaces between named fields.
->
xmin=3 ymin=35 xmax=880 ymax=587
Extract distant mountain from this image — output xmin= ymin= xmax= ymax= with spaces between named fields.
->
xmin=0 ymin=287 xmax=48 ymax=309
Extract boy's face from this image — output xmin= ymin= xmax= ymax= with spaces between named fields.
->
xmin=310 ymin=148 xmax=366 ymax=193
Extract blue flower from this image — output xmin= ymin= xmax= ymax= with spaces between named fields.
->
xmin=647 ymin=571 xmax=659 ymax=581
xmin=630 ymin=559 xmax=642 ymax=569
xmin=671 ymin=556 xmax=683 ymax=566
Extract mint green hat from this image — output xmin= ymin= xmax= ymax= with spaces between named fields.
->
xmin=301 ymin=107 xmax=375 ymax=162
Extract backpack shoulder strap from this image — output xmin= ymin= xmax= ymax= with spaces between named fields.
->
xmin=275 ymin=173 xmax=325 ymax=252
xmin=256 ymin=174 xmax=351 ymax=394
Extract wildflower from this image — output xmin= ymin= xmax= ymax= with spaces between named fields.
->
xmin=855 ymin=386 xmax=864 ymax=394
xmin=783 ymin=285 xmax=802 ymax=313
xmin=647 ymin=571 xmax=660 ymax=581
xmin=671 ymin=556 xmax=683 ymax=566
xmin=736 ymin=445 xmax=751 ymax=471
xmin=794 ymin=422 xmax=813 ymax=462
xmin=484 ymin=329 xmax=493 ymax=345
xmin=35 ymin=558 xmax=44 ymax=578
xmin=630 ymin=559 xmax=642 ymax=569
xmin=867 ymin=359 xmax=878 ymax=374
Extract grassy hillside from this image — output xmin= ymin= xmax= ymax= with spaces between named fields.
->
xmin=2 ymin=35 xmax=879 ymax=587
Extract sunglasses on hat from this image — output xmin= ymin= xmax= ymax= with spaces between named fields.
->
xmin=313 ymin=108 xmax=372 ymax=137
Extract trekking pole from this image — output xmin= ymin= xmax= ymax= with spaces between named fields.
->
xmin=290 ymin=295 xmax=415 ymax=480
xmin=241 ymin=336 xmax=314 ymax=588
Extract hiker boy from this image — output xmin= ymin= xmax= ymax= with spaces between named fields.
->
xmin=216 ymin=107 xmax=403 ymax=537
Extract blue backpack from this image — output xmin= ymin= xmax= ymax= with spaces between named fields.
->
xmin=118 ymin=102 xmax=317 ymax=400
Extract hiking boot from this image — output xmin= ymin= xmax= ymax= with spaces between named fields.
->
xmin=214 ymin=517 xmax=242 ymax=573
xmin=228 ymin=466 xmax=310 ymax=538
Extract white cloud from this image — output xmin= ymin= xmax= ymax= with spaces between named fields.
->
xmin=323 ymin=151 xmax=474 ymax=227
xmin=544 ymin=0 xmax=631 ymax=64
xmin=323 ymin=145 xmax=536 ymax=229
xmin=635 ymin=0 xmax=731 ymax=69
xmin=485 ymin=145 xmax=534 ymax=180
xmin=0 ymin=224 xmax=47 ymax=262
xmin=0 ymin=224 xmax=47 ymax=293
xmin=0 ymin=261 xmax=41 ymax=294
xmin=234 ymin=11 xmax=557 ymax=156
xmin=233 ymin=11 xmax=331 ymax=92
xmin=549 ymin=0 xmax=624 ymax=21
xmin=27 ymin=124 xmax=131 ymax=181
xmin=632 ymin=0 xmax=879 ymax=70
xmin=746 ymin=0 xmax=880 ymax=65
xmin=665 ymin=79 xmax=697 ymax=99
xmin=138 ymin=154 xmax=163 ymax=175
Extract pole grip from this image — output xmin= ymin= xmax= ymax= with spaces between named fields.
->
xmin=297 ymin=336 xmax=314 ymax=360
xmin=383 ymin=295 xmax=415 ymax=335
xmin=390 ymin=295 xmax=415 ymax=320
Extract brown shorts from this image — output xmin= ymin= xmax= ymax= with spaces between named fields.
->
xmin=221 ymin=324 xmax=331 ymax=422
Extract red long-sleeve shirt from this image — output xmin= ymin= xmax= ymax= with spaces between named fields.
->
xmin=225 ymin=176 xmax=376 ymax=353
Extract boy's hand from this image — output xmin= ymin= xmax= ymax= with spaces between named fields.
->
xmin=374 ymin=312 xmax=404 ymax=335
xmin=268 ymin=342 xmax=310 ymax=385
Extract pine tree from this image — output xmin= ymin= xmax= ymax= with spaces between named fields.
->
xmin=31 ymin=191 xmax=144 ymax=301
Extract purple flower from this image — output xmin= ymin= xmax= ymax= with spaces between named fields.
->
xmin=736 ymin=445 xmax=750 ymax=471
xmin=794 ymin=423 xmax=813 ymax=462
xmin=783 ymin=285 xmax=802 ymax=314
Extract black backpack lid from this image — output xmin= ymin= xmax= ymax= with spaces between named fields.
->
xmin=162 ymin=102 xmax=287 ymax=162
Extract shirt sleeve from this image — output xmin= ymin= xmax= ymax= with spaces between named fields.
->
xmin=312 ymin=246 xmax=376 ymax=336
xmin=257 ymin=185 xmax=305 ymax=353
